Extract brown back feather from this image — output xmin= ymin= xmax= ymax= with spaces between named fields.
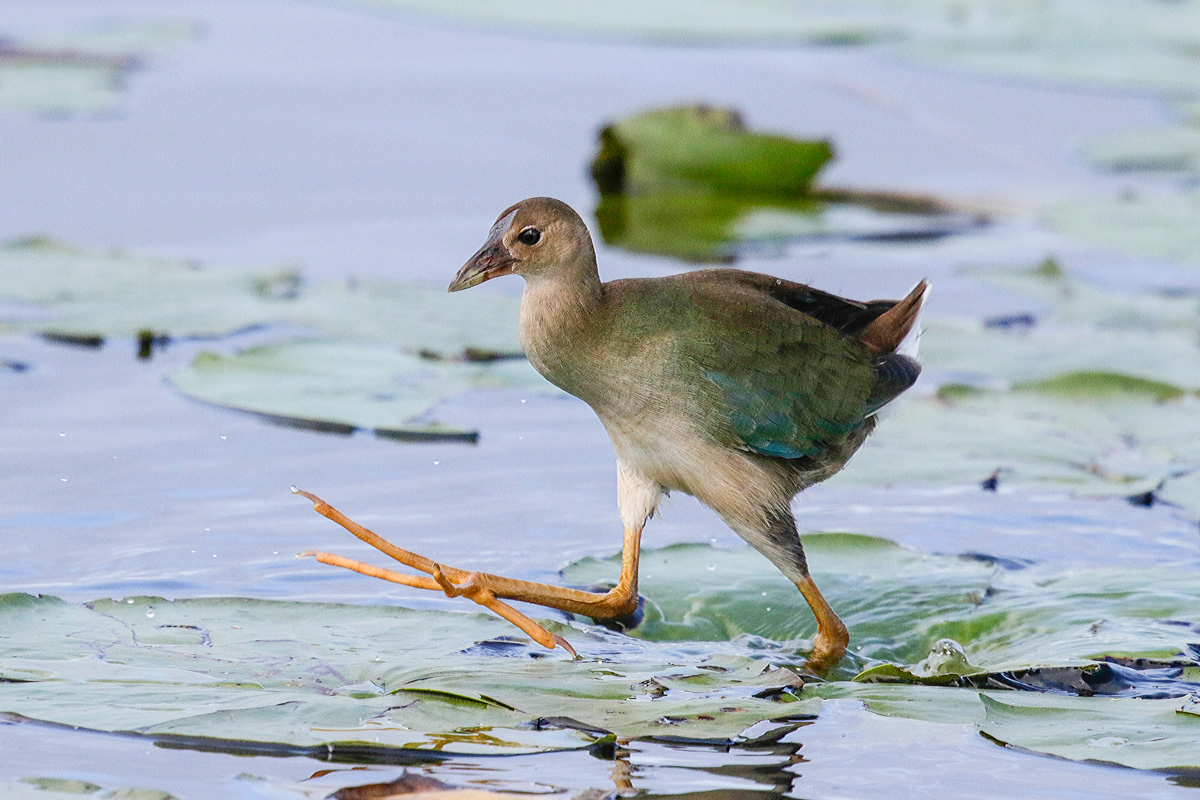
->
xmin=859 ymin=280 xmax=929 ymax=354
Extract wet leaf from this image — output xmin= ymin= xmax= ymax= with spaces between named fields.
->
xmin=335 ymin=1 xmax=894 ymax=46
xmin=594 ymin=188 xmax=975 ymax=262
xmin=1044 ymin=190 xmax=1200 ymax=268
xmin=167 ymin=340 xmax=549 ymax=438
xmin=0 ymin=240 xmax=545 ymax=437
xmin=563 ymin=537 xmax=1200 ymax=676
xmin=589 ymin=106 xmax=974 ymax=261
xmin=0 ymin=593 xmax=817 ymax=754
xmin=591 ymin=105 xmax=833 ymax=195
xmin=0 ymin=240 xmax=524 ymax=353
xmin=978 ymin=693 xmax=1200 ymax=771
xmin=1086 ymin=125 xmax=1200 ymax=175
xmin=0 ymin=20 xmax=198 ymax=117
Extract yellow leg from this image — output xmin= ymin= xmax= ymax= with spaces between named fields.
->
xmin=795 ymin=574 xmax=848 ymax=675
xmin=294 ymin=488 xmax=641 ymax=657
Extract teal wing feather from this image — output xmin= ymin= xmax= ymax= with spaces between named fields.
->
xmin=667 ymin=273 xmax=888 ymax=460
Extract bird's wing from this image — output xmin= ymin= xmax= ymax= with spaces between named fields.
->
xmin=659 ymin=271 xmax=917 ymax=460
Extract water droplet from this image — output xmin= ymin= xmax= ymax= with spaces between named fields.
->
xmin=212 ymin=554 xmax=217 ymax=558
xmin=58 ymin=432 xmax=66 ymax=437
xmin=60 ymin=478 xmax=68 ymax=482
xmin=760 ymin=591 xmax=767 ymax=596
xmin=272 ymin=550 xmax=279 ymax=555
xmin=765 ymin=607 xmax=771 ymax=612
xmin=220 ymin=435 xmax=227 ymax=440
xmin=706 ymin=564 xmax=716 ymax=571
xmin=433 ymin=460 xmax=440 ymax=465
xmin=145 ymin=610 xmax=155 ymax=618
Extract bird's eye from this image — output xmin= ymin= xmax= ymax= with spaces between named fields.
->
xmin=517 ymin=227 xmax=541 ymax=246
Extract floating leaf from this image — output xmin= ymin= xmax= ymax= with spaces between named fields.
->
xmin=168 ymin=340 xmax=549 ymax=438
xmin=847 ymin=383 xmax=1200 ymax=509
xmin=1044 ymin=190 xmax=1200 ymax=268
xmin=1085 ymin=126 xmax=1200 ymax=175
xmin=0 ymin=240 xmax=524 ymax=353
xmin=0 ymin=20 xmax=198 ymax=117
xmin=336 ymin=1 xmax=895 ymax=46
xmin=591 ymin=105 xmax=833 ymax=195
xmin=563 ymin=537 xmax=1200 ymax=676
xmin=590 ymin=106 xmax=975 ymax=261
xmin=0 ymin=593 xmax=817 ymax=753
xmin=978 ymin=693 xmax=1200 ymax=771
xmin=594 ymin=188 xmax=976 ymax=262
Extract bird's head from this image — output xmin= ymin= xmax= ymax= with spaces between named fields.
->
xmin=448 ymin=197 xmax=595 ymax=292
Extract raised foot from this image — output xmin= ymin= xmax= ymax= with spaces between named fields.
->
xmin=294 ymin=488 xmax=642 ymax=659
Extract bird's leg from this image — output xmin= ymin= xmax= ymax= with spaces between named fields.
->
xmin=795 ymin=573 xmax=848 ymax=675
xmin=293 ymin=488 xmax=642 ymax=657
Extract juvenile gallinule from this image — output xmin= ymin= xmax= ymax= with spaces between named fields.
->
xmin=297 ymin=197 xmax=927 ymax=674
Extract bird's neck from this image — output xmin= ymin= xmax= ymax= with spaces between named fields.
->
xmin=518 ymin=264 xmax=606 ymax=397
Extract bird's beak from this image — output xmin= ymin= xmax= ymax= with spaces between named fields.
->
xmin=449 ymin=212 xmax=520 ymax=292
xmin=448 ymin=241 xmax=517 ymax=292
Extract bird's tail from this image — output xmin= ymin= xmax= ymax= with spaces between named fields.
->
xmin=859 ymin=280 xmax=929 ymax=355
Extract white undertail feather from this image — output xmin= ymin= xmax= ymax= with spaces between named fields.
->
xmin=897 ymin=281 xmax=930 ymax=360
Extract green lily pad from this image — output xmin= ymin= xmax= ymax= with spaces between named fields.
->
xmin=168 ymin=339 xmax=549 ymax=438
xmin=335 ymin=1 xmax=894 ymax=45
xmin=589 ymin=106 xmax=974 ymax=261
xmin=594 ymin=188 xmax=974 ymax=262
xmin=0 ymin=239 xmax=524 ymax=354
xmin=1085 ymin=125 xmax=1200 ymax=175
xmin=1044 ymin=190 xmax=1200 ymax=268
xmin=0 ymin=239 xmax=544 ymax=438
xmin=0 ymin=592 xmax=817 ymax=754
xmin=847 ymin=382 xmax=1200 ymax=508
xmin=3 ymin=530 xmax=1197 ymax=767
xmin=0 ymin=20 xmax=198 ymax=117
xmin=591 ymin=105 xmax=833 ymax=195
xmin=978 ymin=693 xmax=1200 ymax=771
xmin=563 ymin=536 xmax=1200 ymax=675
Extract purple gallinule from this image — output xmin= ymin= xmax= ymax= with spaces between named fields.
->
xmin=297 ymin=197 xmax=927 ymax=674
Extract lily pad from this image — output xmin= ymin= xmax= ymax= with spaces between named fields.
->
xmin=591 ymin=105 xmax=833 ymax=196
xmin=0 ymin=20 xmax=198 ymax=117
xmin=595 ymin=188 xmax=977 ymax=262
xmin=1085 ymin=125 xmax=1200 ymax=175
xmin=848 ymin=381 xmax=1200 ymax=509
xmin=0 ymin=239 xmax=544 ymax=437
xmin=977 ymin=693 xmax=1200 ymax=771
xmin=0 ymin=239 xmax=525 ymax=354
xmin=563 ymin=536 xmax=1200 ymax=676
xmin=0 ymin=592 xmax=817 ymax=754
xmin=1044 ymin=190 xmax=1200 ymax=268
xmin=168 ymin=340 xmax=549 ymax=438
xmin=590 ymin=106 xmax=976 ymax=261
xmin=334 ymin=1 xmax=894 ymax=45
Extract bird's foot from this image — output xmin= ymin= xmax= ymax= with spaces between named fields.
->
xmin=795 ymin=573 xmax=849 ymax=676
xmin=293 ymin=487 xmax=650 ymax=659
